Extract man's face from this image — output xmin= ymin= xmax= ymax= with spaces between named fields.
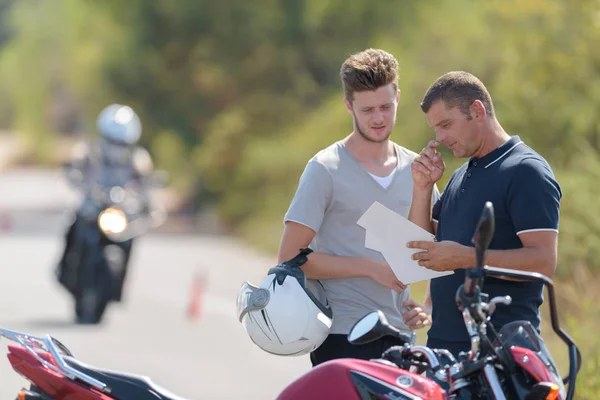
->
xmin=425 ymin=100 xmax=481 ymax=158
xmin=345 ymin=83 xmax=399 ymax=143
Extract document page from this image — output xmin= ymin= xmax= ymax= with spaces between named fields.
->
xmin=357 ymin=201 xmax=454 ymax=284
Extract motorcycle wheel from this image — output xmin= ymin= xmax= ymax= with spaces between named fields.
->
xmin=75 ymin=246 xmax=112 ymax=325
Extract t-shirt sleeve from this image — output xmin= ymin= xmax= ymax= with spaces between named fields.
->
xmin=283 ymin=160 xmax=333 ymax=233
xmin=508 ymin=158 xmax=562 ymax=235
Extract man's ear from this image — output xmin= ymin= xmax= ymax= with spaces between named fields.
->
xmin=470 ymin=100 xmax=487 ymax=120
xmin=344 ymin=97 xmax=353 ymax=114
xmin=396 ymin=89 xmax=401 ymax=102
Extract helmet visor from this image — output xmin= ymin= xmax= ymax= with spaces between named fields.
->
xmin=236 ymin=282 xmax=270 ymax=322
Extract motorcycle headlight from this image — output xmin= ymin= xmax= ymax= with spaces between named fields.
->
xmin=98 ymin=207 xmax=128 ymax=234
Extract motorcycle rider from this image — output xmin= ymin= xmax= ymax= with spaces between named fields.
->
xmin=55 ymin=104 xmax=156 ymax=303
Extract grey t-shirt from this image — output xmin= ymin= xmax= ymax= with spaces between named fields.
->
xmin=284 ymin=140 xmax=440 ymax=334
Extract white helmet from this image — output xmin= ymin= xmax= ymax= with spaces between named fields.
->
xmin=236 ymin=248 xmax=333 ymax=356
xmin=96 ymin=104 xmax=142 ymax=145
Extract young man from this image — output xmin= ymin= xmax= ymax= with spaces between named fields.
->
xmin=278 ymin=48 xmax=439 ymax=367
xmin=407 ymin=71 xmax=562 ymax=358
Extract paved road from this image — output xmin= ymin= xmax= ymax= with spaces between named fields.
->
xmin=0 ymin=169 xmax=309 ymax=399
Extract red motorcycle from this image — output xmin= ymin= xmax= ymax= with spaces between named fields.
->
xmin=0 ymin=329 xmax=188 ymax=399
xmin=277 ymin=202 xmax=582 ymax=400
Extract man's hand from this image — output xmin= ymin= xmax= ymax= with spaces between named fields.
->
xmin=407 ymin=240 xmax=472 ymax=272
xmin=369 ymin=259 xmax=407 ymax=293
xmin=412 ymin=140 xmax=445 ymax=190
xmin=402 ymin=299 xmax=431 ymax=330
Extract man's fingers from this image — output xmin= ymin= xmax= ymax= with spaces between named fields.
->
xmin=412 ymin=319 xmax=431 ymax=330
xmin=392 ymin=283 xmax=404 ymax=293
xmin=415 ymin=154 xmax=437 ymax=172
xmin=407 ymin=241 xmax=434 ymax=250
xmin=428 ymin=140 xmax=440 ymax=149
xmin=402 ymin=299 xmax=418 ymax=308
xmin=396 ymin=280 xmax=407 ymax=291
xmin=402 ymin=309 xmax=419 ymax=322
xmin=392 ymin=281 xmax=406 ymax=292
xmin=412 ymin=161 xmax=432 ymax=176
xmin=411 ymin=251 xmax=430 ymax=261
xmin=421 ymin=146 xmax=439 ymax=162
xmin=404 ymin=314 xmax=421 ymax=327
xmin=433 ymin=155 xmax=445 ymax=171
xmin=419 ymin=261 xmax=440 ymax=271
xmin=405 ymin=312 xmax=429 ymax=329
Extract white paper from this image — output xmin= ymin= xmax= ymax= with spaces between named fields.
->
xmin=357 ymin=201 xmax=453 ymax=285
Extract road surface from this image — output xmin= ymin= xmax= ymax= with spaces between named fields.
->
xmin=0 ymin=169 xmax=309 ymax=399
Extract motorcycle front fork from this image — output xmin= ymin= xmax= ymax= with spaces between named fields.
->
xmin=450 ymin=365 xmax=507 ymax=400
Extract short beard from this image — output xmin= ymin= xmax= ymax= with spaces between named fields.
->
xmin=353 ymin=111 xmax=390 ymax=143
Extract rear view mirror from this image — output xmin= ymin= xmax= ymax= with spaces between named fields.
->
xmin=472 ymin=201 xmax=495 ymax=270
xmin=348 ymin=310 xmax=415 ymax=346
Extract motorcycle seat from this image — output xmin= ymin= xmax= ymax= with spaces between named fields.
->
xmin=63 ymin=356 xmax=190 ymax=400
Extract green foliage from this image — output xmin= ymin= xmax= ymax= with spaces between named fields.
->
xmin=554 ymin=146 xmax=600 ymax=279
xmin=0 ymin=1 xmax=599 ymax=393
xmin=540 ymin=267 xmax=600 ymax=398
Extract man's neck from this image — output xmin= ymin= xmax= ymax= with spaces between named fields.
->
xmin=471 ymin=120 xmax=511 ymax=159
xmin=344 ymin=132 xmax=394 ymax=163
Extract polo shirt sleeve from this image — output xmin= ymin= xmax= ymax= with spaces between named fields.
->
xmin=508 ymin=158 xmax=562 ymax=235
xmin=283 ymin=160 xmax=333 ymax=233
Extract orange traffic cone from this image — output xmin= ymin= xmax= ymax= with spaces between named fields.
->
xmin=0 ymin=211 xmax=12 ymax=233
xmin=187 ymin=271 xmax=207 ymax=320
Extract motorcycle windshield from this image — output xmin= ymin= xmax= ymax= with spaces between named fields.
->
xmin=497 ymin=321 xmax=544 ymax=352
xmin=496 ymin=321 xmax=565 ymax=395
xmin=236 ymin=282 xmax=270 ymax=322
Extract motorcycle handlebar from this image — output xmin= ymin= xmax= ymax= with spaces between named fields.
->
xmin=382 ymin=345 xmax=442 ymax=373
xmin=483 ymin=266 xmax=582 ymax=400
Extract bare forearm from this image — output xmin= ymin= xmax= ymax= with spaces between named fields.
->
xmin=408 ymin=187 xmax=435 ymax=234
xmin=424 ymin=280 xmax=432 ymax=309
xmin=278 ymin=238 xmax=375 ymax=280
xmin=277 ymin=222 xmax=381 ymax=281
xmin=458 ymin=245 xmax=556 ymax=278
xmin=485 ymin=248 xmax=556 ymax=278
xmin=300 ymin=252 xmax=375 ymax=280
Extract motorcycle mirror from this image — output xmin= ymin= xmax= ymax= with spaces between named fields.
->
xmin=348 ymin=310 xmax=414 ymax=346
xmin=471 ymin=201 xmax=495 ymax=269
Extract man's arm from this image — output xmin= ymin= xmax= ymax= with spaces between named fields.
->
xmin=410 ymin=230 xmax=558 ymax=278
xmin=408 ymin=188 xmax=437 ymax=234
xmin=484 ymin=158 xmax=561 ymax=278
xmin=424 ymin=279 xmax=432 ymax=309
xmin=408 ymin=141 xmax=445 ymax=234
xmin=410 ymin=157 xmax=561 ymax=278
xmin=484 ymin=231 xmax=557 ymax=278
xmin=278 ymin=221 xmax=406 ymax=291
xmin=279 ymin=221 xmax=379 ymax=279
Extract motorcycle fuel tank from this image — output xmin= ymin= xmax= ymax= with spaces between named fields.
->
xmin=277 ymin=358 xmax=448 ymax=400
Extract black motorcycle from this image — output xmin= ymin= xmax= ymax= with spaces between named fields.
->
xmin=57 ymin=175 xmax=166 ymax=325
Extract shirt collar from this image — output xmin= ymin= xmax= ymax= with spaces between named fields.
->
xmin=469 ymin=135 xmax=523 ymax=169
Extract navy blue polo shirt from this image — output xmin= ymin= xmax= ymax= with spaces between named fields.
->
xmin=427 ymin=135 xmax=562 ymax=355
